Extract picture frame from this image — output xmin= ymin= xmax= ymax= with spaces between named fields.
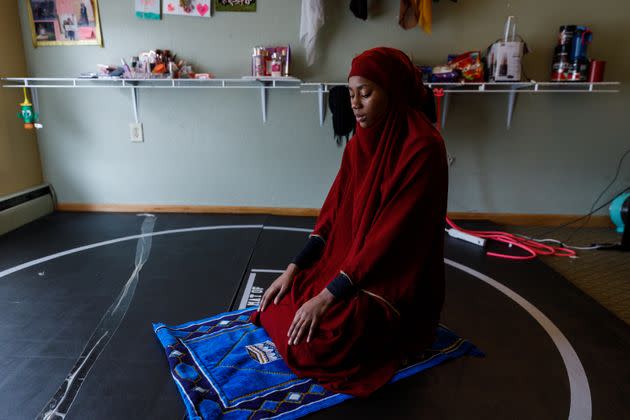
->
xmin=214 ymin=0 xmax=256 ymax=13
xmin=26 ymin=0 xmax=104 ymax=47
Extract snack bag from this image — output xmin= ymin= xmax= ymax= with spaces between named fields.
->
xmin=448 ymin=51 xmax=484 ymax=82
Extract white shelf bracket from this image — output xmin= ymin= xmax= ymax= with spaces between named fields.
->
xmin=318 ymin=84 xmax=325 ymax=126
xmin=507 ymin=90 xmax=517 ymax=129
xmin=260 ymin=84 xmax=267 ymax=124
xmin=30 ymin=87 xmax=40 ymax=117
xmin=131 ymin=87 xmax=139 ymax=123
xmin=441 ymin=92 xmax=450 ymax=130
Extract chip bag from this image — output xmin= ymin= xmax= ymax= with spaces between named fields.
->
xmin=448 ymin=51 xmax=484 ymax=82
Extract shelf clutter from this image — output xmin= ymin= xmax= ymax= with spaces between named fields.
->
xmin=1 ymin=77 xmax=621 ymax=128
xmin=3 ymin=18 xmax=621 ymax=129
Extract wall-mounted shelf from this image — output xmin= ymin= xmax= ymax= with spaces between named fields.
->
xmin=1 ymin=78 xmax=620 ymax=128
xmin=301 ymin=81 xmax=621 ymax=128
xmin=1 ymin=77 xmax=302 ymax=124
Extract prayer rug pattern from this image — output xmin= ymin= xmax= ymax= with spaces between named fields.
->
xmin=153 ymin=308 xmax=482 ymax=419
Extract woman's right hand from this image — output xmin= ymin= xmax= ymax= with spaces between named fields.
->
xmin=259 ymin=263 xmax=299 ymax=312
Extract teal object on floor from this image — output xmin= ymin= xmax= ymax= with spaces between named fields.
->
xmin=610 ymin=192 xmax=630 ymax=233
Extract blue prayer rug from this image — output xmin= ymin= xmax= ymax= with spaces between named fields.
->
xmin=153 ymin=308 xmax=483 ymax=419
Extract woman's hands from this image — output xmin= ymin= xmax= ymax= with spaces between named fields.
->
xmin=258 ymin=263 xmax=337 ymax=345
xmin=287 ymin=288 xmax=335 ymax=346
xmin=259 ymin=263 xmax=299 ymax=312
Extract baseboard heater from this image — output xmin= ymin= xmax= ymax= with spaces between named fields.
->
xmin=0 ymin=184 xmax=55 ymax=236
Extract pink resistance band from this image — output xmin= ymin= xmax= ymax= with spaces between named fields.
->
xmin=446 ymin=216 xmax=576 ymax=261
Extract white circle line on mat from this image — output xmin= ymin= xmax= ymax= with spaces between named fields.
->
xmin=0 ymin=224 xmax=591 ymax=420
xmin=0 ymin=224 xmax=265 ymax=279
xmin=444 ymin=258 xmax=591 ymax=420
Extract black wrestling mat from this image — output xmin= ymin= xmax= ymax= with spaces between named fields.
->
xmin=0 ymin=213 xmax=628 ymax=419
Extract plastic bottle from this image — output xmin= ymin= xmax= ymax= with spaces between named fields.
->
xmin=252 ymin=47 xmax=266 ymax=77
xmin=271 ymin=52 xmax=282 ymax=77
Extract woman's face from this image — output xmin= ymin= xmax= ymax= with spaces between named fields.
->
xmin=348 ymin=76 xmax=389 ymax=129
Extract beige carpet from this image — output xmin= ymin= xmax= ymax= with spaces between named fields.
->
xmin=505 ymin=225 xmax=629 ymax=325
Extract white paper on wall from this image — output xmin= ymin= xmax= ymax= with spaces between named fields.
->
xmin=163 ymin=0 xmax=211 ymax=18
xmin=136 ymin=0 xmax=161 ymax=20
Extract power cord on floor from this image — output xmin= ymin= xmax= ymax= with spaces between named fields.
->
xmin=445 ymin=216 xmax=576 ymax=261
xmin=444 ymin=144 xmax=629 ymax=260
xmin=446 ymin=184 xmax=630 ymax=260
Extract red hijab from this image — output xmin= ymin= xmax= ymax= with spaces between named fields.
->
xmin=349 ymin=47 xmax=430 ymax=115
xmin=310 ymin=47 xmax=447 ymax=314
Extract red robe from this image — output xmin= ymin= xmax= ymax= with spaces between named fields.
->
xmin=252 ymin=48 xmax=448 ymax=397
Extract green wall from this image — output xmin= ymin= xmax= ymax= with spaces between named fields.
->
xmin=14 ymin=0 xmax=629 ymax=214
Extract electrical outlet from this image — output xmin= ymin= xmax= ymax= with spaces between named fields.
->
xmin=129 ymin=123 xmax=144 ymax=142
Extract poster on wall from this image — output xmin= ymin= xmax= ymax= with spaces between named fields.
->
xmin=214 ymin=0 xmax=256 ymax=12
xmin=26 ymin=0 xmax=103 ymax=47
xmin=163 ymin=0 xmax=211 ymax=18
xmin=136 ymin=0 xmax=161 ymax=20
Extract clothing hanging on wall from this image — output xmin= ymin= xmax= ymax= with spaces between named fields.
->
xmin=419 ymin=0 xmax=432 ymax=33
xmin=350 ymin=0 xmax=368 ymax=20
xmin=300 ymin=0 xmax=325 ymax=66
xmin=399 ymin=0 xmax=419 ymax=30
xmin=399 ymin=0 xmax=432 ymax=33
xmin=328 ymin=86 xmax=356 ymax=146
xmin=400 ymin=0 xmax=457 ymax=33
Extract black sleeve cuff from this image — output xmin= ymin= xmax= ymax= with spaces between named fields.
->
xmin=292 ymin=235 xmax=325 ymax=269
xmin=326 ymin=272 xmax=356 ymax=299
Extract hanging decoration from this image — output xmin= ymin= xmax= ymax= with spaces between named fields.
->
xmin=163 ymin=0 xmax=211 ymax=18
xmin=136 ymin=0 xmax=161 ymax=20
xmin=17 ymin=88 xmax=42 ymax=130
xmin=300 ymin=0 xmax=324 ymax=66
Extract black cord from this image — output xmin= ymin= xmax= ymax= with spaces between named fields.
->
xmin=561 ymin=148 xmax=630 ymax=242
xmin=590 ymin=148 xmax=630 ymax=212
xmin=536 ymin=184 xmax=630 ymax=238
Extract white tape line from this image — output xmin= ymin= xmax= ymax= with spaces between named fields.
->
xmin=263 ymin=226 xmax=311 ymax=233
xmin=238 ymin=273 xmax=257 ymax=310
xmin=0 ymin=224 xmax=264 ymax=280
xmin=251 ymin=269 xmax=285 ymax=273
xmin=444 ymin=258 xmax=591 ymax=420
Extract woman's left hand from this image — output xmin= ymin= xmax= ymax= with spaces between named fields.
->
xmin=287 ymin=289 xmax=336 ymax=346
